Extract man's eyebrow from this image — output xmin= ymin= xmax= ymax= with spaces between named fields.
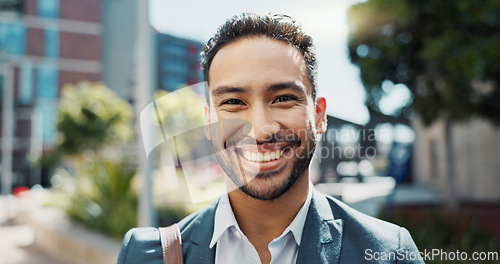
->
xmin=211 ymin=86 xmax=246 ymax=97
xmin=211 ymin=82 xmax=307 ymax=97
xmin=268 ymin=82 xmax=307 ymax=94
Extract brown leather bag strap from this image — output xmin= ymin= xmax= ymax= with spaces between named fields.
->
xmin=159 ymin=224 xmax=183 ymax=264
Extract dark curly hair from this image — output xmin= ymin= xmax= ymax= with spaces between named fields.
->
xmin=202 ymin=13 xmax=318 ymax=100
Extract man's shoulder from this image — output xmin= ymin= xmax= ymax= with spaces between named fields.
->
xmin=117 ymin=200 xmax=218 ymax=264
xmin=118 ymin=198 xmax=217 ymax=246
xmin=117 ymin=227 xmax=162 ymax=264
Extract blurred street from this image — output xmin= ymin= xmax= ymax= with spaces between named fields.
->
xmin=0 ymin=193 xmax=67 ymax=264
xmin=0 ymin=192 xmax=121 ymax=264
xmin=0 ymin=225 xmax=66 ymax=264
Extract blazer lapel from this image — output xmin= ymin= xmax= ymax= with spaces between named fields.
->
xmin=183 ymin=201 xmax=218 ymax=264
xmin=296 ymin=189 xmax=344 ymax=264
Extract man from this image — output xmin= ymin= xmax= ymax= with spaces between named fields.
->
xmin=118 ymin=13 xmax=423 ymax=264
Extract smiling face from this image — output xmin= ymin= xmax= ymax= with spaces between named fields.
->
xmin=206 ymin=36 xmax=326 ymax=200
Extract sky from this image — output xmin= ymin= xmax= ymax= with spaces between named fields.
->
xmin=149 ymin=0 xmax=408 ymax=125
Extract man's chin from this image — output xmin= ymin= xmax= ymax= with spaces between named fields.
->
xmin=227 ymin=162 xmax=286 ymax=188
xmin=227 ymin=166 xmax=299 ymax=201
xmin=238 ymin=182 xmax=290 ymax=201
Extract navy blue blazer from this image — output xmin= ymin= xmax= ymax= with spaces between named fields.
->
xmin=117 ymin=189 xmax=423 ymax=263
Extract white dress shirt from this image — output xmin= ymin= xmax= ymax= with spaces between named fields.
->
xmin=209 ymin=182 xmax=313 ymax=264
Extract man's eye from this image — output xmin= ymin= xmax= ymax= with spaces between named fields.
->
xmin=274 ymin=95 xmax=297 ymax=103
xmin=221 ymin=99 xmax=244 ymax=105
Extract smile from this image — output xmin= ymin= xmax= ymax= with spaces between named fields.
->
xmin=241 ymin=149 xmax=285 ymax=163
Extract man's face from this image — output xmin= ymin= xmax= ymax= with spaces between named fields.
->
xmin=206 ymin=36 xmax=326 ymax=200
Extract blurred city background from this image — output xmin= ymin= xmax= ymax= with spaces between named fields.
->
xmin=0 ymin=0 xmax=499 ymax=263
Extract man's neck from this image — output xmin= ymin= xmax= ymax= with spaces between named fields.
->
xmin=227 ymin=174 xmax=310 ymax=243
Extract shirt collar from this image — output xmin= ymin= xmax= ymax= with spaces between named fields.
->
xmin=209 ymin=190 xmax=238 ymax=248
xmin=209 ymin=181 xmax=314 ymax=248
xmin=287 ymin=181 xmax=313 ymax=246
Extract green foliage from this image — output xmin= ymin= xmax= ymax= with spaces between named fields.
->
xmin=56 ymin=82 xmax=133 ymax=155
xmin=54 ymin=156 xmax=137 ymax=239
xmin=153 ymin=88 xmax=205 ymax=157
xmin=46 ymin=81 xmax=137 ymax=238
xmin=348 ymin=0 xmax=500 ymax=125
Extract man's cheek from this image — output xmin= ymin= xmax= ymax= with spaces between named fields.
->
xmin=208 ymin=119 xmax=252 ymax=152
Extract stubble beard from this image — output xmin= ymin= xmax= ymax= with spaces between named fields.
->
xmin=213 ymin=134 xmax=317 ymax=201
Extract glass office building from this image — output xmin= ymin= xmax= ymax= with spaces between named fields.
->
xmin=156 ymin=33 xmax=203 ymax=93
xmin=0 ymin=0 xmax=102 ymax=188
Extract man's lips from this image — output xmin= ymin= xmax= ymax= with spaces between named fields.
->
xmin=234 ymin=142 xmax=293 ymax=163
xmin=239 ymin=148 xmax=286 ymax=162
xmin=237 ymin=142 xmax=288 ymax=152
xmin=232 ymin=146 xmax=292 ymax=173
xmin=224 ymin=135 xmax=300 ymax=167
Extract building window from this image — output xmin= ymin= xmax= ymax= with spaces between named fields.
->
xmin=37 ymin=0 xmax=59 ymax=18
xmin=36 ymin=99 xmax=57 ymax=143
xmin=162 ymin=44 xmax=187 ymax=57
xmin=36 ymin=61 xmax=59 ymax=144
xmin=37 ymin=63 xmax=58 ymax=98
xmin=19 ymin=61 xmax=34 ymax=104
xmin=162 ymin=60 xmax=187 ymax=73
xmin=0 ymin=74 xmax=3 ymax=100
xmin=0 ymin=22 xmax=26 ymax=55
xmin=45 ymin=29 xmax=58 ymax=57
xmin=0 ymin=0 xmax=23 ymax=13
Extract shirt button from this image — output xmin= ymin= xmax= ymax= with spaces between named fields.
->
xmin=234 ymin=230 xmax=242 ymax=240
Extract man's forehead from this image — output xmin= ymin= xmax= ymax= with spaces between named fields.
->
xmin=215 ymin=36 xmax=304 ymax=58
xmin=207 ymin=37 xmax=312 ymax=96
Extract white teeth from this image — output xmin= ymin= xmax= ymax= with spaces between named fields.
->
xmin=264 ymin=152 xmax=271 ymax=162
xmin=241 ymin=149 xmax=285 ymax=162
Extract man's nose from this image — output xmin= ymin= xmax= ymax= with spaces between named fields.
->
xmin=247 ymin=106 xmax=280 ymax=141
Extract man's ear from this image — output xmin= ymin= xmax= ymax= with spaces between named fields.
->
xmin=204 ymin=104 xmax=211 ymax=140
xmin=315 ymin=97 xmax=327 ymax=134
